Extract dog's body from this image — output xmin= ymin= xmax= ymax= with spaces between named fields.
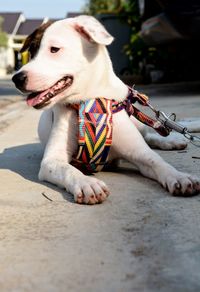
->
xmin=12 ymin=16 xmax=200 ymax=204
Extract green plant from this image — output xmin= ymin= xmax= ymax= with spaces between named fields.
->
xmin=122 ymin=0 xmax=168 ymax=77
xmin=0 ymin=16 xmax=8 ymax=47
xmin=84 ymin=0 xmax=123 ymax=14
xmin=120 ymin=0 xmax=147 ymax=74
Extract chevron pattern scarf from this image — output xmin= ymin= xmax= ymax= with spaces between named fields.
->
xmin=72 ymin=98 xmax=113 ymax=173
xmin=71 ymin=88 xmax=169 ymax=173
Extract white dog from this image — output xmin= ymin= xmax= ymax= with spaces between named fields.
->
xmin=12 ymin=16 xmax=200 ymax=204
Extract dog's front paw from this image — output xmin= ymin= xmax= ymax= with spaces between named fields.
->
xmin=70 ymin=176 xmax=110 ymax=205
xmin=163 ymin=172 xmax=200 ymax=196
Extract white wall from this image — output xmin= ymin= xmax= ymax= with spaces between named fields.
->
xmin=0 ymin=47 xmax=7 ymax=75
xmin=0 ymin=37 xmax=15 ymax=76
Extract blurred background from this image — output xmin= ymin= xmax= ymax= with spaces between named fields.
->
xmin=0 ymin=0 xmax=200 ymax=85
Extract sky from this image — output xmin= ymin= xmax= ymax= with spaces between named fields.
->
xmin=0 ymin=0 xmax=86 ymax=19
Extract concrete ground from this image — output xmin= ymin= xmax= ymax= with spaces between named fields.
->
xmin=0 ymin=81 xmax=200 ymax=292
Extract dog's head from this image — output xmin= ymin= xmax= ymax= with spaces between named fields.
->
xmin=12 ymin=16 xmax=114 ymax=109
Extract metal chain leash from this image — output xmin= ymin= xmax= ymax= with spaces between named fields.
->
xmin=147 ymin=101 xmax=200 ymax=148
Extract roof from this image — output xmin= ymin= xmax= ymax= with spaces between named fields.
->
xmin=17 ymin=19 xmax=44 ymax=35
xmin=0 ymin=12 xmax=79 ymax=36
xmin=0 ymin=12 xmax=22 ymax=34
xmin=49 ymin=18 xmax=60 ymax=22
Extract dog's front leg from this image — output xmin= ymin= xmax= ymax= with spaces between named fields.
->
xmin=112 ymin=111 xmax=200 ymax=196
xmin=39 ymin=105 xmax=109 ymax=204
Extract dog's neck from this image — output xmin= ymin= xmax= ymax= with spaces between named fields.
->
xmin=84 ymin=46 xmax=128 ymax=101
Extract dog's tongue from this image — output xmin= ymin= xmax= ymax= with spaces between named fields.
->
xmin=27 ymin=89 xmax=50 ymax=107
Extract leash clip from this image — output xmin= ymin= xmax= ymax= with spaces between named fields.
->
xmin=156 ymin=110 xmax=186 ymax=134
xmin=148 ymin=102 xmax=200 ymax=148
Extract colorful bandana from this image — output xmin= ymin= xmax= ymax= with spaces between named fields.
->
xmin=71 ymin=98 xmax=113 ymax=173
xmin=71 ymin=89 xmax=170 ymax=173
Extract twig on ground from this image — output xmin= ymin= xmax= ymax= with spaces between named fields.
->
xmin=192 ymin=156 xmax=200 ymax=160
xmin=42 ymin=192 xmax=53 ymax=202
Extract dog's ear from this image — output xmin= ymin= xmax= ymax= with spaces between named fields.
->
xmin=71 ymin=15 xmax=114 ymax=45
xmin=20 ymin=21 xmax=53 ymax=59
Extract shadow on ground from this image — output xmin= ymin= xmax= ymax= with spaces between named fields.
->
xmin=0 ymin=143 xmax=74 ymax=202
xmin=0 ymin=142 xmax=153 ymax=204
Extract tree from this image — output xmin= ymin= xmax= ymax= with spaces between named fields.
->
xmin=84 ymin=0 xmax=123 ymax=14
xmin=0 ymin=16 xmax=8 ymax=47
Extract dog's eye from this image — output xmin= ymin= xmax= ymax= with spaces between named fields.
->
xmin=50 ymin=47 xmax=60 ymax=53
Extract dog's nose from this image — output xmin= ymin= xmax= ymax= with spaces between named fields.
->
xmin=12 ymin=71 xmax=28 ymax=90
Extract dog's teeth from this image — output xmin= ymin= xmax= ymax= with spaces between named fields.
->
xmin=46 ymin=93 xmax=52 ymax=98
xmin=38 ymin=77 xmax=72 ymax=105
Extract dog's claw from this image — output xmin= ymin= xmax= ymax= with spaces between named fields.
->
xmin=76 ymin=193 xmax=84 ymax=204
xmin=163 ymin=172 xmax=200 ymax=197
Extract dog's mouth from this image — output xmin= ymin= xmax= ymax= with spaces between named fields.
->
xmin=26 ymin=75 xmax=73 ymax=109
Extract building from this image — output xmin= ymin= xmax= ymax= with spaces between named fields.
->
xmin=0 ymin=12 xmax=58 ymax=76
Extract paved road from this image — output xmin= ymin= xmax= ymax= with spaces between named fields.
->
xmin=0 ymin=78 xmax=19 ymax=96
xmin=0 ymin=78 xmax=23 ymax=110
xmin=0 ymin=80 xmax=200 ymax=292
